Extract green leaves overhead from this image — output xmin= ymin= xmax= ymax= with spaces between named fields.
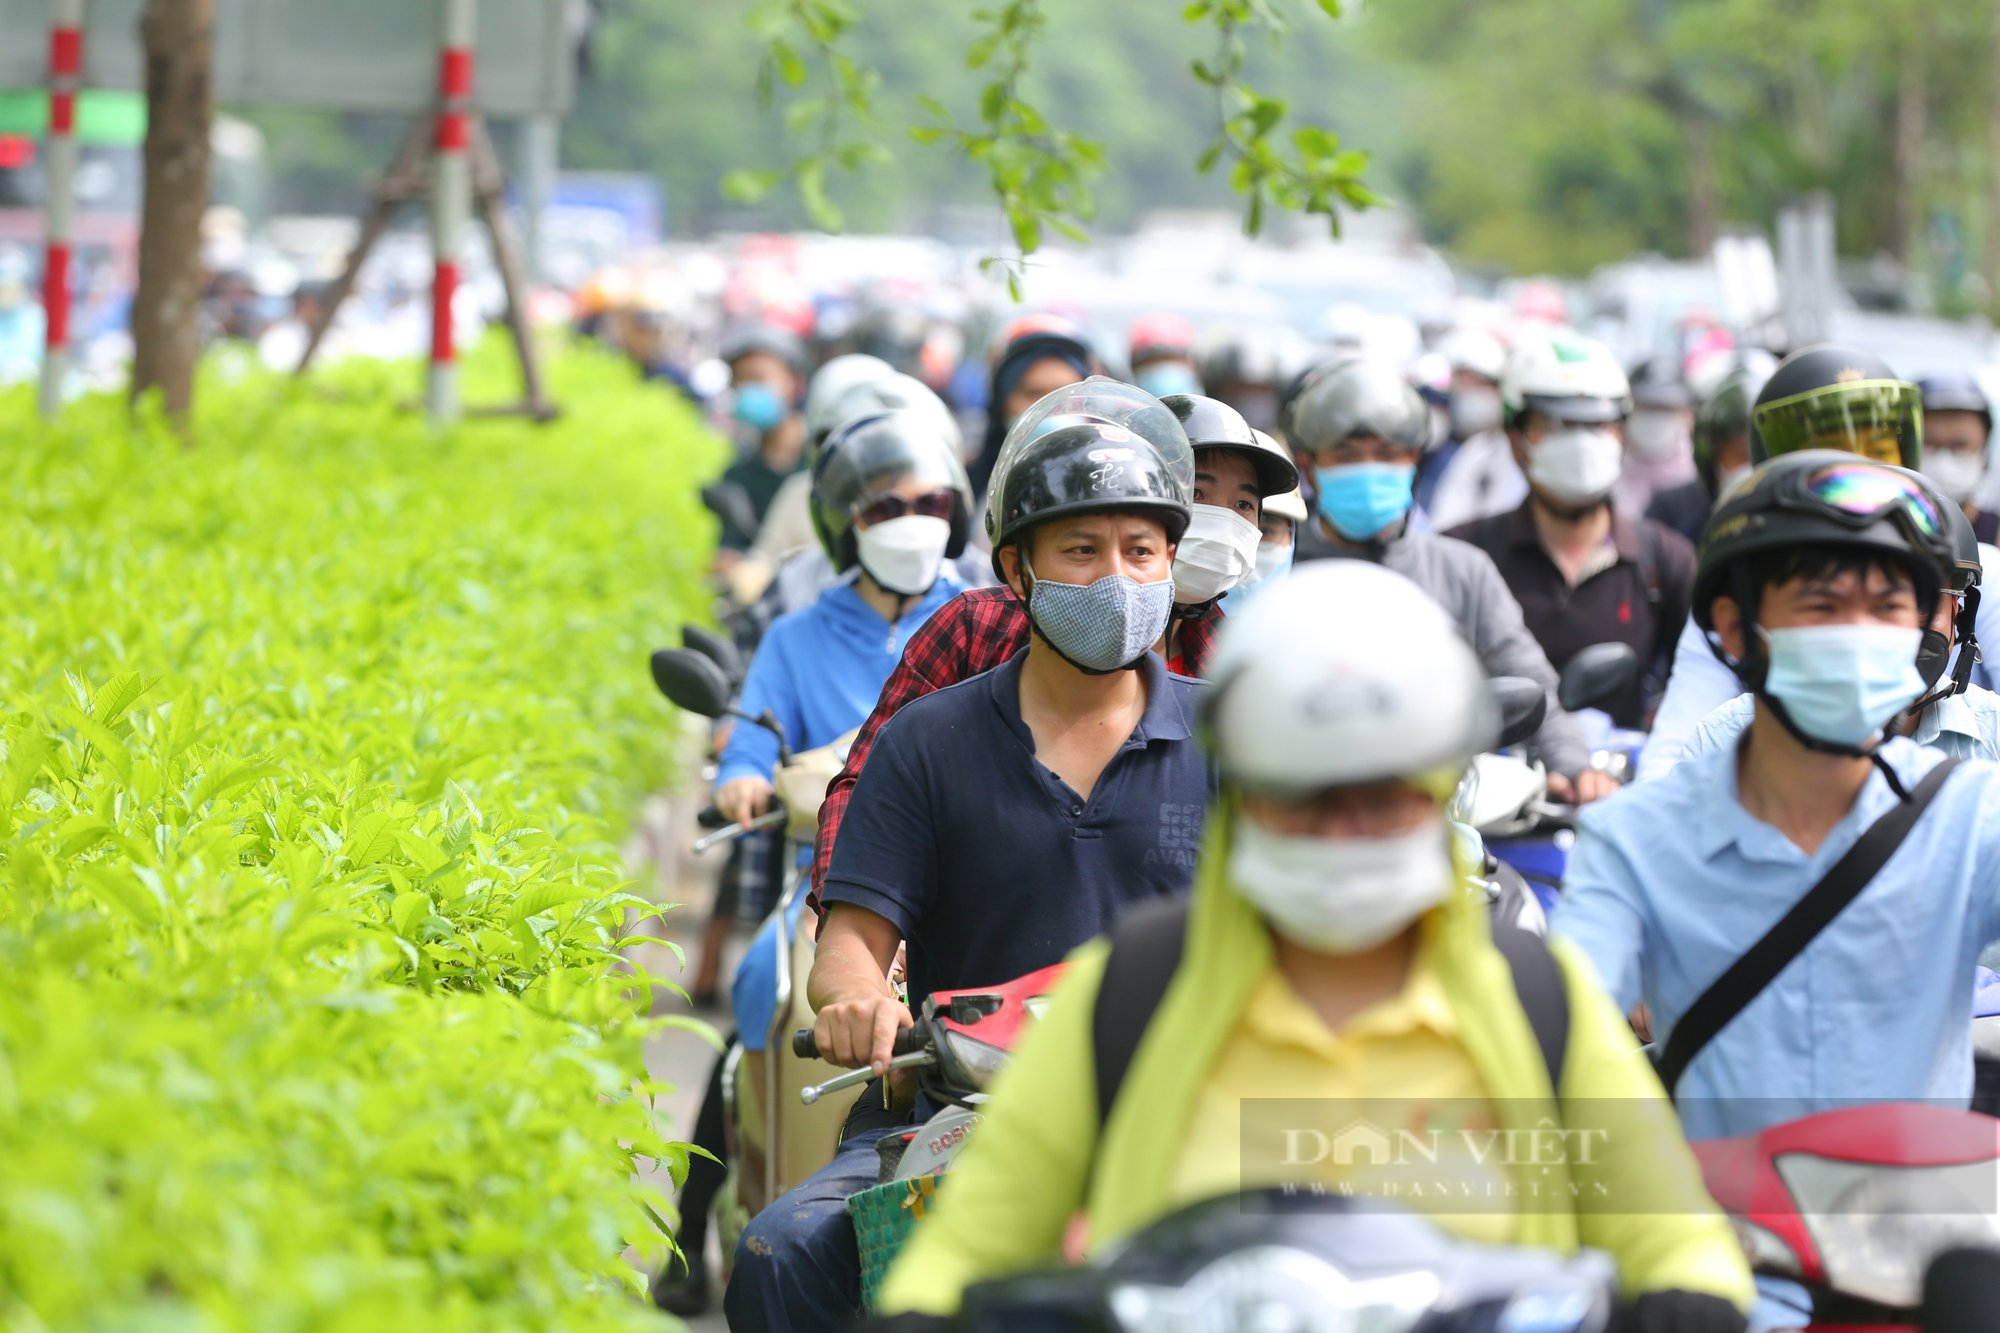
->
xmin=733 ymin=0 xmax=1371 ymax=282
xmin=0 ymin=344 xmax=724 ymax=1327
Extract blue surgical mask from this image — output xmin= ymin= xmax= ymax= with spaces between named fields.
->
xmin=1758 ymin=623 xmax=1926 ymax=747
xmin=1134 ymin=362 xmax=1202 ymax=399
xmin=1315 ymin=463 xmax=1415 ymax=541
xmin=731 ymin=381 xmax=787 ymax=433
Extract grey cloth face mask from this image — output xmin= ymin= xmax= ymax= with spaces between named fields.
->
xmin=1023 ymin=558 xmax=1176 ymax=674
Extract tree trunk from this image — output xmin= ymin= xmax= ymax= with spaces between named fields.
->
xmin=129 ymin=0 xmax=214 ymax=425
xmin=1892 ymin=27 xmax=1926 ymax=267
xmin=1683 ymin=111 xmax=1718 ymax=259
xmin=1987 ymin=0 xmax=2000 ymax=315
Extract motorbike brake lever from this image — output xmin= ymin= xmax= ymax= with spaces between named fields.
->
xmin=799 ymin=1050 xmax=932 ymax=1105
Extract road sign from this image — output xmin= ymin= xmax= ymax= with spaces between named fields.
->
xmin=0 ymin=0 xmax=577 ymax=117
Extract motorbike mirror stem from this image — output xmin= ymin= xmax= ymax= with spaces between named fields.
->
xmin=726 ymin=706 xmax=794 ymax=767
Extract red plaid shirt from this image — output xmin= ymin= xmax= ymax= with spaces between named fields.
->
xmin=809 ymin=586 xmax=1222 ymax=901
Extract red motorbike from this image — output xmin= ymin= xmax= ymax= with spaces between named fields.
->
xmin=793 ymin=963 xmax=1068 ymax=1307
xmin=1691 ymin=1103 xmax=2000 ymax=1330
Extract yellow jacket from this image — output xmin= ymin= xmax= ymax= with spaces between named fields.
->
xmin=878 ymin=810 xmax=1754 ymax=1314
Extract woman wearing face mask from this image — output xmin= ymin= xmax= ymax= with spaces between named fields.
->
xmin=865 ymin=562 xmax=1754 ymax=1333
xmin=712 ymin=408 xmax=976 ymax=831
xmin=968 ymin=317 xmax=1095 ymax=502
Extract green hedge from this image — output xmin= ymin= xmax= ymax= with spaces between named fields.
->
xmin=0 ymin=346 xmax=725 ymax=1330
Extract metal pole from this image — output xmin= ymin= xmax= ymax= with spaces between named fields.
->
xmin=518 ymin=113 xmax=557 ymax=285
xmin=39 ymin=0 xmax=84 ymax=419
xmin=429 ymin=0 xmax=476 ymax=426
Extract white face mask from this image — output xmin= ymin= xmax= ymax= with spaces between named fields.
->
xmin=1226 ymin=814 xmax=1454 ymax=954
xmin=1528 ymin=426 xmax=1624 ymax=507
xmin=855 ymin=514 xmax=952 ymax=596
xmin=1172 ymin=503 xmax=1264 ymax=605
xmin=1626 ymin=409 xmax=1690 ymax=464
xmin=1921 ymin=450 xmax=1987 ymax=507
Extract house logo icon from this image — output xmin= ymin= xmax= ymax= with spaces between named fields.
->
xmin=1330 ymin=1118 xmax=1395 ymax=1166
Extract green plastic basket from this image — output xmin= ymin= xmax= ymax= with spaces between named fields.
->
xmin=849 ymin=1173 xmax=946 ymax=1310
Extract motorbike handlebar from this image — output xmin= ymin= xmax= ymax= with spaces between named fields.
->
xmin=695 ymin=804 xmax=730 ymax=830
xmin=793 ymin=1025 xmax=927 ymax=1061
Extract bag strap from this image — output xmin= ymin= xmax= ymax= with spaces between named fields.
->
xmin=1491 ymin=924 xmax=1571 ymax=1094
xmin=1655 ymin=756 xmax=1962 ymax=1096
xmin=1091 ymin=897 xmax=1191 ymax=1132
xmin=1090 ymin=903 xmax=1574 ymax=1127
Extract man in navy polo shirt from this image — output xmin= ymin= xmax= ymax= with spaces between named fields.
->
xmin=723 ymin=417 xmax=1215 ymax=1333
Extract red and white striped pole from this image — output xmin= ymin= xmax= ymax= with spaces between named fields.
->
xmin=39 ymin=0 xmax=83 ymax=420
xmin=429 ymin=0 xmax=475 ymax=425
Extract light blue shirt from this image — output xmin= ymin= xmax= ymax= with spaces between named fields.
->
xmin=1552 ymin=737 xmax=2000 ymax=1140
xmin=716 ymin=569 xmax=965 ymax=789
xmin=1680 ymin=686 xmax=2000 ymax=766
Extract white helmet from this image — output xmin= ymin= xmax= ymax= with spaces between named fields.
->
xmin=1437 ymin=326 xmax=1507 ymax=384
xmin=804 ymin=354 xmax=896 ymax=445
xmin=1263 ymin=484 xmax=1307 ymax=525
xmin=1204 ymin=562 xmax=1496 ymax=794
xmin=1500 ymin=328 xmax=1632 ymax=425
xmin=810 ymin=370 xmax=962 ymax=456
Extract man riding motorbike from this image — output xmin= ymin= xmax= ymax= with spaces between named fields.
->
xmin=1287 ymin=354 xmax=1607 ymax=802
xmin=866 ymin=561 xmax=1754 ymax=1331
xmin=724 ymin=416 xmax=1218 ymax=1333
xmin=1126 ymin=311 xmax=1202 ymax=400
xmin=1637 ymin=344 xmax=1929 ymax=781
xmin=1917 ymin=372 xmax=1998 ymax=544
xmin=808 ymin=385 xmax=1291 ymax=898
xmin=1555 ymin=451 xmax=2000 ymax=1139
xmin=715 ymin=323 xmax=811 ymax=560
xmin=1449 ymin=331 xmax=1695 ymax=730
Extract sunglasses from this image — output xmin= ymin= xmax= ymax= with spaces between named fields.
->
xmin=1801 ymin=460 xmax=1945 ymax=539
xmin=856 ymin=489 xmax=957 ymax=526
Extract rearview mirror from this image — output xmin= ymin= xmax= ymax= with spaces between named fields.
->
xmin=1558 ymin=642 xmax=1640 ymax=713
xmin=682 ymin=624 xmax=745 ymax=688
xmin=650 ymin=647 xmax=734 ymax=719
xmin=1489 ymin=676 xmax=1548 ymax=751
xmin=700 ymin=482 xmax=761 ymax=543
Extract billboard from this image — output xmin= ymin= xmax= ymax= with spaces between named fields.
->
xmin=0 ymin=0 xmax=579 ymax=117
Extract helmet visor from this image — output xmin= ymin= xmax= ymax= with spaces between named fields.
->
xmin=1754 ymin=380 xmax=1921 ymax=466
xmin=819 ymin=414 xmax=971 ymax=521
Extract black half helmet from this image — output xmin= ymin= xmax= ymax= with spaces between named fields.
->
xmin=1750 ymin=343 xmax=1920 ymax=468
xmin=813 ymin=409 xmax=975 ymax=573
xmin=1287 ymin=356 xmax=1433 ymax=457
xmin=1162 ymin=393 xmax=1300 ymax=498
xmin=720 ymin=320 xmax=808 ymax=376
xmin=1692 ymin=451 xmax=1953 ymax=633
xmin=985 ymin=377 xmax=1193 ymax=545
xmin=851 ymin=305 xmax=932 ymax=376
xmin=985 ymin=419 xmax=1194 ymax=578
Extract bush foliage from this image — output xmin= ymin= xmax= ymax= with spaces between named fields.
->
xmin=0 ymin=346 xmax=724 ymax=1330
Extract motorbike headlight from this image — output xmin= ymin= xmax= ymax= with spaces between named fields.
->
xmin=940 ymin=1029 xmax=1010 ymax=1089
xmin=1106 ymin=1245 xmax=1439 ymax=1333
xmin=1776 ymin=1152 xmax=2000 ymax=1308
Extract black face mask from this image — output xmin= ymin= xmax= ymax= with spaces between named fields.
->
xmin=1916 ymin=627 xmax=1953 ymax=692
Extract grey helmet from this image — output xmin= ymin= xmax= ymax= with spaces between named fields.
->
xmin=1287 ymin=356 xmax=1434 ymax=456
xmin=808 ymin=372 xmax=962 ymax=459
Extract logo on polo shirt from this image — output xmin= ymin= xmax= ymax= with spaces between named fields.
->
xmin=1145 ymin=802 xmax=1205 ymax=868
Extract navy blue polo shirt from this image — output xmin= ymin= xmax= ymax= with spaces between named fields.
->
xmin=821 ymin=647 xmax=1214 ymax=1008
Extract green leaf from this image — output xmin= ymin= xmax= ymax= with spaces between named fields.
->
xmin=89 ymin=671 xmax=147 ymax=726
xmin=1182 ymin=0 xmax=1212 ymax=18
xmin=796 ymin=159 xmax=843 ymax=230
xmin=391 ymin=890 xmax=431 ymax=938
xmin=721 ymin=168 xmax=787 ymax=203
xmin=772 ymin=37 xmax=807 ymax=87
